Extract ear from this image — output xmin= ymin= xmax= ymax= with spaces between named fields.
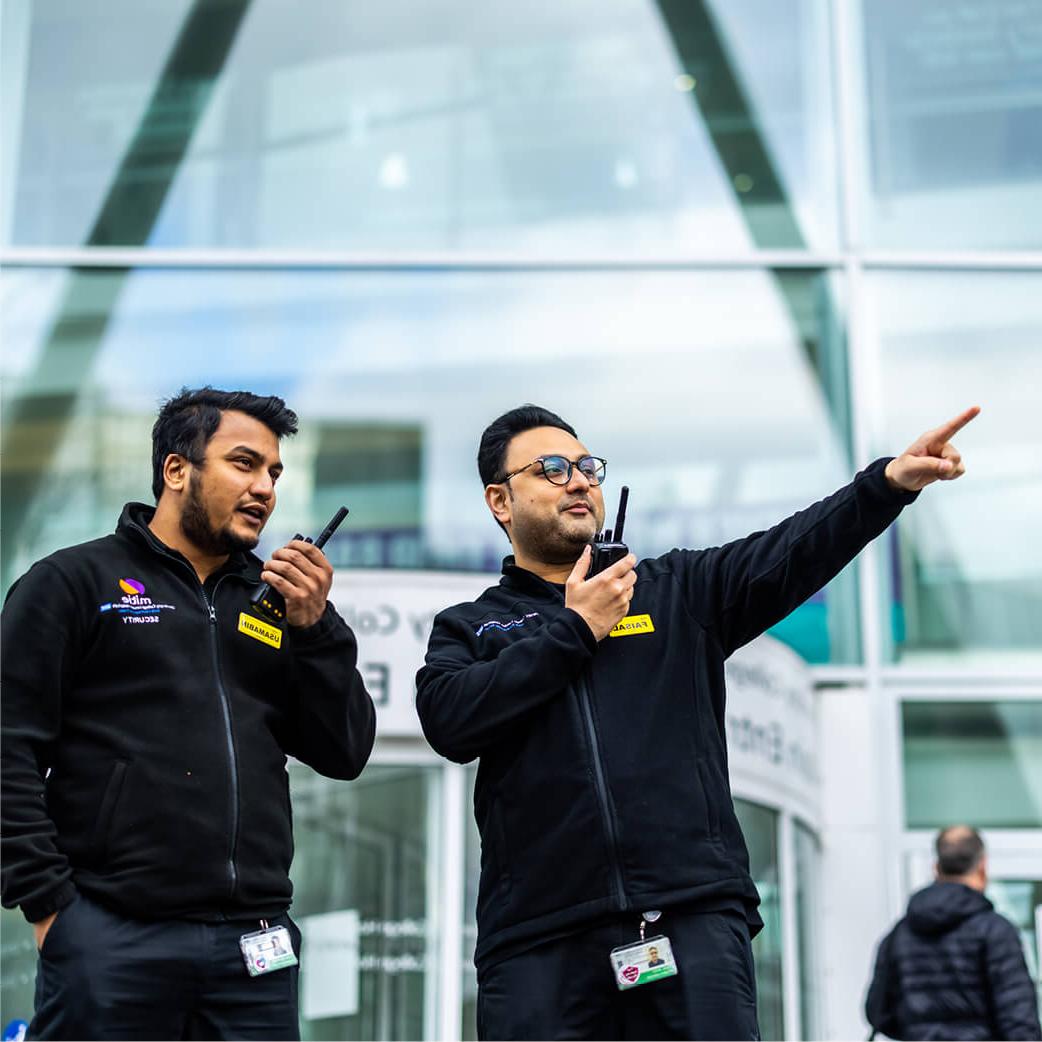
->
xmin=485 ymin=483 xmax=512 ymax=530
xmin=162 ymin=453 xmax=191 ymax=495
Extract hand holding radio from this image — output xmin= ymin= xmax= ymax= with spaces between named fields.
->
xmin=253 ymin=506 xmax=348 ymax=628
xmin=566 ymin=486 xmax=637 ymax=641
xmin=565 ymin=546 xmax=637 ymax=642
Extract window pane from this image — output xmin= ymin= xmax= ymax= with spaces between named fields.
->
xmin=1 ymin=265 xmax=858 ymax=663
xmin=734 ymin=798 xmax=783 ymax=1041
xmin=986 ymin=878 xmax=1042 ymax=1014
xmin=868 ymin=270 xmax=1042 ymax=666
xmin=795 ymin=821 xmax=823 ymax=1040
xmin=861 ymin=0 xmax=1042 ymax=249
xmin=0 ymin=907 xmax=34 ymax=1030
xmin=902 ymin=702 xmax=1042 ymax=829
xmin=2 ymin=0 xmax=837 ymax=250
xmin=289 ymin=764 xmax=439 ymax=1041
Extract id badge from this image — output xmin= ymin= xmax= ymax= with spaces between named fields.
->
xmin=239 ymin=925 xmax=298 ymax=977
xmin=609 ymin=934 xmax=678 ymax=990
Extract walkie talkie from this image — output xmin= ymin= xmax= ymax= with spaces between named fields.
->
xmin=588 ymin=486 xmax=629 ymax=577
xmin=250 ymin=506 xmax=349 ymax=624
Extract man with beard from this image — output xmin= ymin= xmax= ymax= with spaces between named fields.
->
xmin=416 ymin=402 xmax=978 ymax=1041
xmin=1 ymin=387 xmax=376 ymax=1040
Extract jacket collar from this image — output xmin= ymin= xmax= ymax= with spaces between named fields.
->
xmin=500 ymin=555 xmax=565 ymax=601
xmin=117 ymin=502 xmax=261 ymax=581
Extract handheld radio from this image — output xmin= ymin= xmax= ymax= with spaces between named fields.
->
xmin=587 ymin=485 xmax=629 ymax=577
xmin=249 ymin=505 xmax=349 ymax=624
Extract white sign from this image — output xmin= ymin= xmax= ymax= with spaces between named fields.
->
xmin=724 ymin=635 xmax=820 ymax=826
xmin=331 ymin=569 xmax=492 ymax=736
xmin=301 ymin=909 xmax=361 ymax=1020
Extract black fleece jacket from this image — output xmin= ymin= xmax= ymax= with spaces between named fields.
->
xmin=866 ymin=881 xmax=1041 ymax=1040
xmin=417 ymin=458 xmax=918 ymax=972
xmin=1 ymin=503 xmax=376 ymax=924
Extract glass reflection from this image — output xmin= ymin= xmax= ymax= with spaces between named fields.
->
xmin=868 ymin=271 xmax=1042 ymax=665
xmin=794 ymin=821 xmax=822 ymax=1040
xmin=289 ymin=764 xmax=438 ymax=1041
xmin=861 ymin=0 xmax=1042 ymax=249
xmin=2 ymin=0 xmax=836 ymax=250
xmin=734 ymin=798 xmax=783 ymax=1041
xmin=902 ymin=701 xmax=1042 ymax=829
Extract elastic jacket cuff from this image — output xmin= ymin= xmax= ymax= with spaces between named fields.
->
xmin=870 ymin=457 xmax=921 ymax=505
xmin=22 ymin=880 xmax=78 ymax=924
xmin=287 ymin=602 xmax=345 ymax=646
xmin=557 ymin=607 xmax=600 ymax=654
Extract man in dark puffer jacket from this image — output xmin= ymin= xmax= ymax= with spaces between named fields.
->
xmin=866 ymin=826 xmax=1041 ymax=1041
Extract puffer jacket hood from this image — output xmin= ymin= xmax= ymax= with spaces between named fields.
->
xmin=907 ymin=881 xmax=993 ymax=937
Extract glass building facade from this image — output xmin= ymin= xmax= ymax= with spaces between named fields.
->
xmin=1 ymin=0 xmax=1040 ymax=1037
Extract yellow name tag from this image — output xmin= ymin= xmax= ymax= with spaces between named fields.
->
xmin=238 ymin=611 xmax=283 ymax=649
xmin=609 ymin=614 xmax=655 ymax=638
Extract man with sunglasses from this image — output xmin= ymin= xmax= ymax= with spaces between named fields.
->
xmin=417 ymin=402 xmax=978 ymax=1041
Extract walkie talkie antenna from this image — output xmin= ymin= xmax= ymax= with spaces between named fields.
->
xmin=312 ymin=506 xmax=349 ymax=550
xmin=613 ymin=486 xmax=630 ymax=543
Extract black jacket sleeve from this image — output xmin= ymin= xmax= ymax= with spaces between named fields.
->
xmin=415 ymin=607 xmax=597 ymax=763
xmin=667 ymin=458 xmax=918 ymax=657
xmin=983 ymin=914 xmax=1042 ymax=1041
xmin=1 ymin=562 xmax=81 ymax=922
xmin=865 ymin=927 xmax=901 ymax=1040
xmin=283 ymin=604 xmax=376 ymax=780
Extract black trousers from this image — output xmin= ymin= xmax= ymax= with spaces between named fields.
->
xmin=477 ymin=908 xmax=761 ymax=1041
xmin=29 ymin=893 xmax=301 ymax=1041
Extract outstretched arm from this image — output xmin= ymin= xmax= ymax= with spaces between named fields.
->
xmin=668 ymin=407 xmax=980 ymax=656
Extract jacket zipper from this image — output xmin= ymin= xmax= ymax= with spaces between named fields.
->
xmin=130 ymin=525 xmax=244 ymax=903
xmin=205 ymin=577 xmax=241 ymax=902
xmin=575 ymin=671 xmax=628 ymax=910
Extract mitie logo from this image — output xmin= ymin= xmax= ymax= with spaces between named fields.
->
xmin=118 ymin=577 xmax=151 ymax=603
xmin=99 ymin=578 xmax=177 ymax=625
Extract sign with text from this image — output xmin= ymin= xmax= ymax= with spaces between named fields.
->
xmin=331 ymin=570 xmax=491 ymax=736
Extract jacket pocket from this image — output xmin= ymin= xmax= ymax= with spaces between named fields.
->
xmin=490 ymin=796 xmax=512 ymax=897
xmin=698 ymin=761 xmax=722 ymax=841
xmin=88 ymin=760 xmax=128 ymax=865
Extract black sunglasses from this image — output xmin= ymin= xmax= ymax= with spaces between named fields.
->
xmin=497 ymin=455 xmax=607 ymax=487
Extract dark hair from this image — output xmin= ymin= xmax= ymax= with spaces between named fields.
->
xmin=936 ymin=825 xmax=985 ymax=877
xmin=477 ymin=404 xmax=577 ymax=487
xmin=151 ymin=387 xmax=298 ymax=500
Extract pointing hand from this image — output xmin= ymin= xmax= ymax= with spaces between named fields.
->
xmin=884 ymin=406 xmax=980 ymax=493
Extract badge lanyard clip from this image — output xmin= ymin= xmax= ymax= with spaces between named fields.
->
xmin=640 ymin=909 xmax=661 ymax=941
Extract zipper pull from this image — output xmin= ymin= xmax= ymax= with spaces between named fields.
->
xmin=208 ymin=605 xmax=217 ymax=623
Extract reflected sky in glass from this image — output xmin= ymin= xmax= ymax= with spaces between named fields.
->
xmin=1 ymin=0 xmax=837 ymax=251
xmin=868 ymin=270 xmax=1042 ymax=662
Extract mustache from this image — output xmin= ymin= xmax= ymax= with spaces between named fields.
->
xmin=559 ymin=497 xmax=594 ymax=512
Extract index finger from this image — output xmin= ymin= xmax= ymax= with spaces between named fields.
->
xmin=282 ymin=539 xmax=331 ymax=567
xmin=601 ymin=552 xmax=637 ymax=579
xmin=931 ymin=405 xmax=980 ymax=444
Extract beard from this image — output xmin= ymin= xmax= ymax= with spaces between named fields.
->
xmin=180 ymin=472 xmax=259 ymax=556
xmin=510 ymin=494 xmax=602 ymax=566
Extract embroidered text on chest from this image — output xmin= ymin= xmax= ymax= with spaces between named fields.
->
xmin=475 ymin=612 xmax=540 ymax=637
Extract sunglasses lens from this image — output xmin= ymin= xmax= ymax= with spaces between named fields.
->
xmin=578 ymin=457 xmax=606 ymax=485
xmin=540 ymin=456 xmax=571 ymax=484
